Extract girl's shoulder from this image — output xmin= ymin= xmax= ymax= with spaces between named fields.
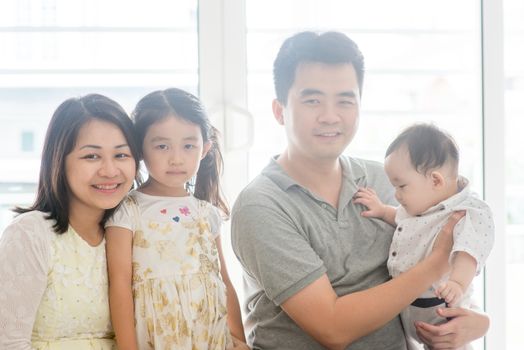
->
xmin=190 ymin=197 xmax=221 ymax=215
xmin=191 ymin=198 xmax=223 ymax=234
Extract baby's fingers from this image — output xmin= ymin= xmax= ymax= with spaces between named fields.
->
xmin=437 ymin=284 xmax=451 ymax=299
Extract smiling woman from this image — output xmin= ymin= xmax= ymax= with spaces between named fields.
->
xmin=65 ymin=119 xmax=137 ymax=245
xmin=0 ymin=94 xmax=140 ymax=350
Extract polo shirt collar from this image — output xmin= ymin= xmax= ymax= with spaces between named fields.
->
xmin=262 ymin=155 xmax=366 ymax=193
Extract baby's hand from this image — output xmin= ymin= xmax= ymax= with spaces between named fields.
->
xmin=436 ymin=280 xmax=464 ymax=307
xmin=353 ymin=187 xmax=386 ymax=219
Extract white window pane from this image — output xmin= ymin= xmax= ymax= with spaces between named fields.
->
xmin=504 ymin=0 xmax=524 ymax=348
xmin=0 ymin=0 xmax=197 ymax=27
xmin=247 ymin=0 xmax=477 ymax=31
xmin=0 ymin=32 xmax=198 ymax=70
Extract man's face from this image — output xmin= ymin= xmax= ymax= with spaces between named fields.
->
xmin=273 ymin=62 xmax=361 ymax=163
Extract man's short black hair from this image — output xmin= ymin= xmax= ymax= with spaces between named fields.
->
xmin=273 ymin=31 xmax=365 ymax=105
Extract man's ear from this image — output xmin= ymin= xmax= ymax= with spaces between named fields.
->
xmin=272 ymin=99 xmax=285 ymax=125
xmin=430 ymin=171 xmax=446 ymax=188
xmin=201 ymin=141 xmax=212 ymax=159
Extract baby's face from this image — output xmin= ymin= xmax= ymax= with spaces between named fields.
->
xmin=384 ymin=148 xmax=443 ymax=216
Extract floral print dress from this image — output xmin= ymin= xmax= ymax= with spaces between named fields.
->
xmin=107 ymin=191 xmax=233 ymax=349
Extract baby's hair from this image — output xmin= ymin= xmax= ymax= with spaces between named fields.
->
xmin=132 ymin=88 xmax=230 ymax=217
xmin=385 ymin=123 xmax=459 ymax=176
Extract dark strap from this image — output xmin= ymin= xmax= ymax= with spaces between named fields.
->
xmin=411 ymin=297 xmax=446 ymax=308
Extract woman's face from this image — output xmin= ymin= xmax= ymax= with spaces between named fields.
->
xmin=65 ymin=119 xmax=136 ymax=217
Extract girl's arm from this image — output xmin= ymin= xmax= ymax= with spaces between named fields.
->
xmin=0 ymin=222 xmax=49 ymax=350
xmin=105 ymin=226 xmax=138 ymax=350
xmin=216 ymin=236 xmax=246 ymax=342
xmin=436 ymin=251 xmax=477 ymax=306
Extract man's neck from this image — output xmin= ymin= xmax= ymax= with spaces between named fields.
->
xmin=277 ymin=149 xmax=343 ymax=208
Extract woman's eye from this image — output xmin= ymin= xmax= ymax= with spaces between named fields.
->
xmin=184 ymin=144 xmax=196 ymax=150
xmin=155 ymin=144 xmax=168 ymax=150
xmin=81 ymin=154 xmax=99 ymax=160
xmin=115 ymin=153 xmax=131 ymax=159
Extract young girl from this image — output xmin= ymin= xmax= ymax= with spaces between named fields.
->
xmin=106 ymin=88 xmax=247 ymax=350
xmin=0 ymin=94 xmax=139 ymax=349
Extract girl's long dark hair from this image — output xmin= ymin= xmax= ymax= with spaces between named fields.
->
xmin=133 ymin=88 xmax=230 ymax=217
xmin=14 ymin=94 xmax=140 ymax=233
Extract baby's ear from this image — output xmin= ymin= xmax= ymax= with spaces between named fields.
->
xmin=430 ymin=171 xmax=445 ymax=188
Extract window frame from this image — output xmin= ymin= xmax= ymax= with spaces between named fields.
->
xmin=198 ymin=0 xmax=506 ymax=348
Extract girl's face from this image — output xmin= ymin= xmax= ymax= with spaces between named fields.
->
xmin=65 ymin=119 xmax=136 ymax=217
xmin=141 ymin=115 xmax=211 ymax=197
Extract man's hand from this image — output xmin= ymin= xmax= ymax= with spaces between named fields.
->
xmin=415 ymin=307 xmax=489 ymax=349
xmin=429 ymin=211 xmax=466 ymax=277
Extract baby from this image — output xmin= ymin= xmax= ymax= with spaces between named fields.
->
xmin=354 ymin=123 xmax=494 ymax=350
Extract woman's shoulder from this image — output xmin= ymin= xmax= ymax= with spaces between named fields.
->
xmin=9 ymin=210 xmax=55 ymax=232
xmin=2 ymin=210 xmax=55 ymax=248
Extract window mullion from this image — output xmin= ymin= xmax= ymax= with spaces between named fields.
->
xmin=482 ymin=0 xmax=506 ymax=348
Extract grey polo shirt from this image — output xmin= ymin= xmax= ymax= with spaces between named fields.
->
xmin=231 ymin=156 xmax=407 ymax=350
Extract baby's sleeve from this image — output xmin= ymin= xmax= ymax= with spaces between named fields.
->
xmin=452 ymin=200 xmax=495 ymax=275
xmin=208 ymin=205 xmax=224 ymax=239
xmin=105 ymin=196 xmax=136 ymax=232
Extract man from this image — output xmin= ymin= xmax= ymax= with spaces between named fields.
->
xmin=231 ymin=31 xmax=488 ymax=349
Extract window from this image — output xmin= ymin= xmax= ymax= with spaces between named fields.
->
xmin=245 ymin=0 xmax=482 ymax=191
xmin=21 ymin=131 xmax=35 ymax=152
xmin=0 ymin=0 xmax=198 ymax=233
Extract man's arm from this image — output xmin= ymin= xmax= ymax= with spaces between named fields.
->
xmin=233 ymin=192 xmax=462 ymax=349
xmin=281 ymin=213 xmax=460 ymax=349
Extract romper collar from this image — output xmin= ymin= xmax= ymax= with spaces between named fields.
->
xmin=417 ymin=176 xmax=471 ymax=216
